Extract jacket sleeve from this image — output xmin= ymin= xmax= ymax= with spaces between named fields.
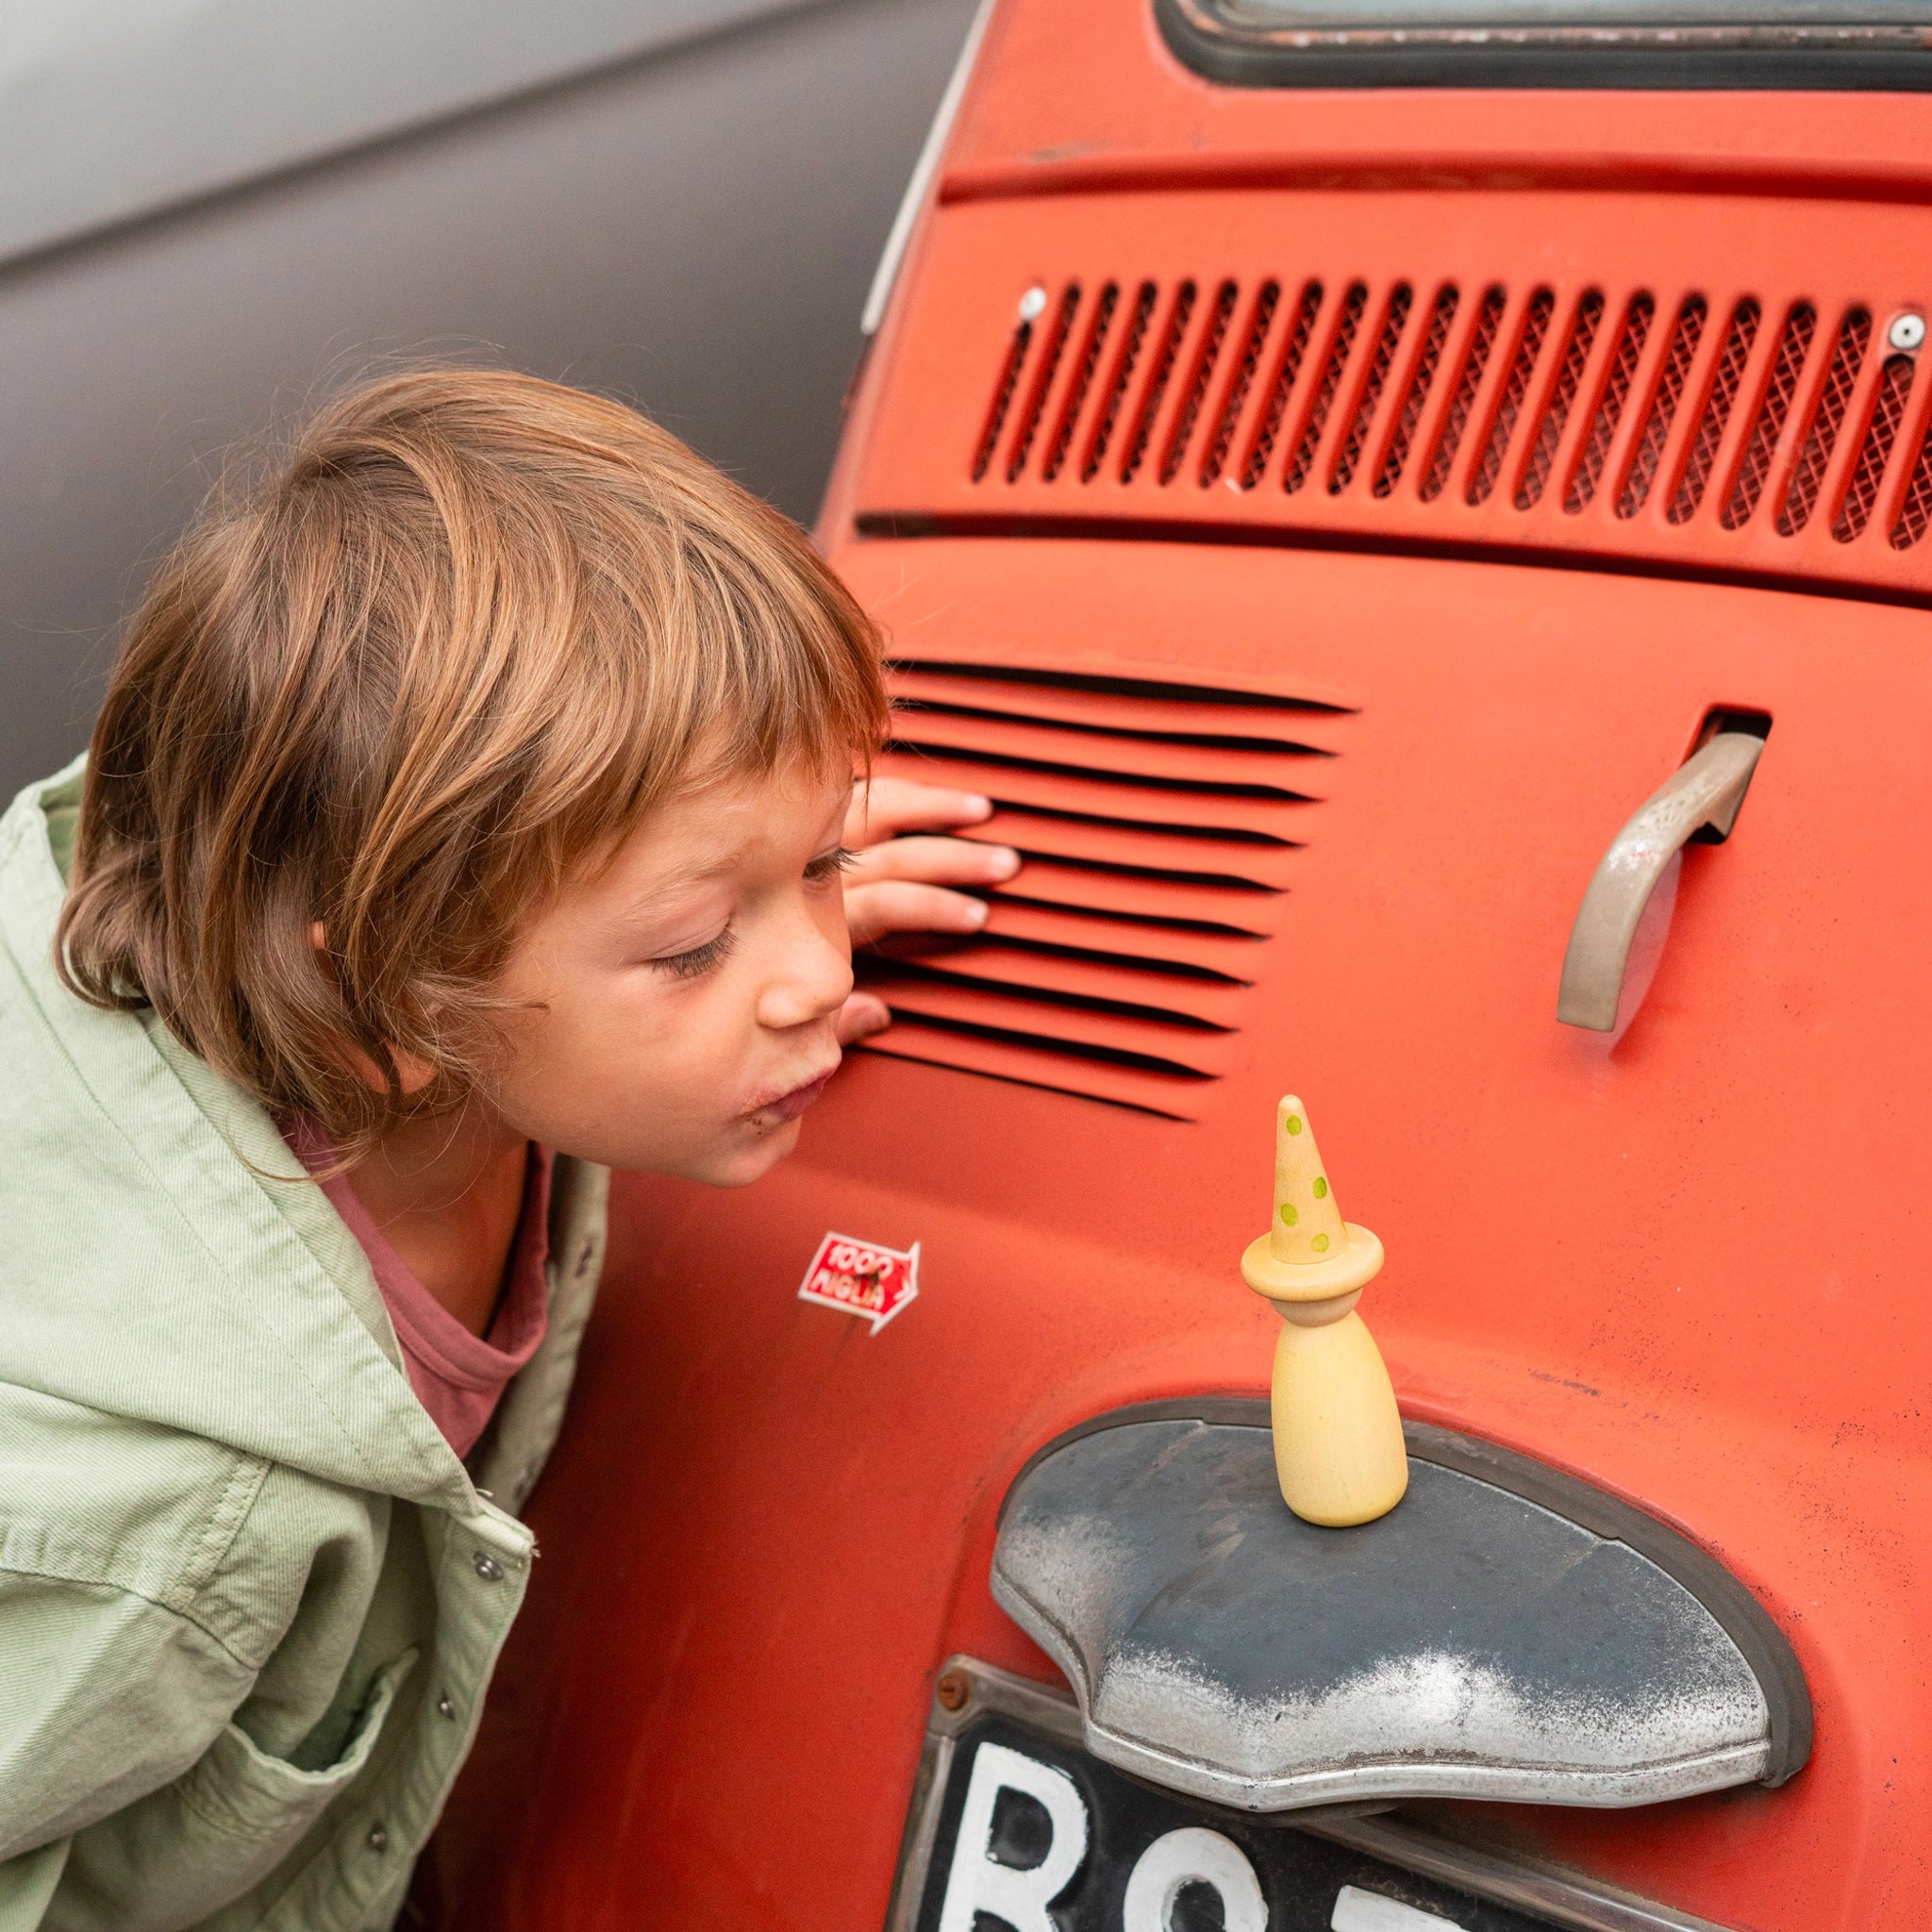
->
xmin=0 ymin=1567 xmax=254 ymax=1878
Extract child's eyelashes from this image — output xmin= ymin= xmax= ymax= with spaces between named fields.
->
xmin=653 ymin=926 xmax=739 ymax=979
xmin=804 ymin=845 xmax=857 ymax=884
xmin=649 ymin=850 xmax=848 ymax=975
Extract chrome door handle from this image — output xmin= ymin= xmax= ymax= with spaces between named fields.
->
xmin=1557 ymin=731 xmax=1765 ymax=1031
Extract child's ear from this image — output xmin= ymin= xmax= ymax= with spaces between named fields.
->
xmin=309 ymin=922 xmax=439 ymax=1097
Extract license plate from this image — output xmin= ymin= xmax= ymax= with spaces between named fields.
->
xmin=890 ymin=1660 xmax=1716 ymax=1932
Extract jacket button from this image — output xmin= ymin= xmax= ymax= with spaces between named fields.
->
xmin=473 ymin=1551 xmax=505 ymax=1583
xmin=367 ymin=1824 xmax=390 ymax=1854
xmin=437 ymin=1691 xmax=457 ymax=1721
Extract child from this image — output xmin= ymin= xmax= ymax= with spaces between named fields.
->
xmin=0 ymin=371 xmax=1016 ymax=1928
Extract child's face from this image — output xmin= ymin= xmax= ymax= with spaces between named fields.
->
xmin=482 ymin=758 xmax=857 ymax=1186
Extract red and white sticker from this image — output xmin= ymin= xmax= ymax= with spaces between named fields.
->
xmin=798 ymin=1231 xmax=920 ymax=1334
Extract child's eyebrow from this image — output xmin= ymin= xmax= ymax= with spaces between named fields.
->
xmin=602 ymin=854 xmax=743 ymax=926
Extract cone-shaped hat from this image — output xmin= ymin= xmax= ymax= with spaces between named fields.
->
xmin=1268 ymin=1097 xmax=1347 ymax=1264
xmin=1241 ymin=1094 xmax=1384 ymax=1302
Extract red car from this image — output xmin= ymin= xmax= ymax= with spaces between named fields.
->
xmin=435 ymin=4 xmax=1932 ymax=1925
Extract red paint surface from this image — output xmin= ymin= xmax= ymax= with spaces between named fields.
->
xmin=434 ymin=7 xmax=1932 ymax=1925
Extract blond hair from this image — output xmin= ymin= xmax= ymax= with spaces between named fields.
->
xmin=58 ymin=369 xmax=887 ymax=1155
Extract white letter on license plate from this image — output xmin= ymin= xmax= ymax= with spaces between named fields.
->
xmin=937 ymin=1741 xmax=1089 ymax=1932
xmin=1332 ymin=1883 xmax=1460 ymax=1931
xmin=1123 ymin=1826 xmax=1268 ymax=1932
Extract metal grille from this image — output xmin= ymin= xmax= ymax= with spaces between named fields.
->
xmin=1331 ymin=284 xmax=1413 ymax=495
xmin=1121 ymin=283 xmax=1198 ymax=484
xmin=1285 ymin=282 xmax=1368 ymax=495
xmin=958 ymin=273 xmax=1930 ymax=585
xmin=1516 ymin=289 xmax=1604 ymax=510
xmin=1042 ymin=282 xmax=1119 ymax=483
xmin=1200 ymin=281 xmax=1279 ymax=487
xmin=1469 ymin=289 xmax=1556 ymax=506
xmin=1834 ymin=353 xmax=1915 ymax=544
xmin=1890 ymin=410 xmax=1932 ymax=550
xmin=1567 ymin=292 xmax=1655 ymax=516
xmin=1241 ymin=280 xmax=1324 ymax=490
xmin=1161 ymin=280 xmax=1240 ymax=485
xmin=1080 ymin=281 xmax=1158 ymax=481
xmin=1006 ymin=284 xmax=1081 ymax=484
xmin=1375 ymin=284 xmax=1457 ymax=499
xmin=1776 ymin=308 xmax=1871 ymax=536
xmin=1421 ymin=286 xmax=1507 ymax=502
xmin=1669 ymin=299 xmax=1761 ymax=525
xmin=1722 ymin=302 xmax=1818 ymax=531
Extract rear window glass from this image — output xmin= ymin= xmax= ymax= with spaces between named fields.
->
xmin=1158 ymin=0 xmax=1932 ymax=88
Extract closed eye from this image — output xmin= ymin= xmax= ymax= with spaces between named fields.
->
xmin=804 ymin=845 xmax=857 ymax=885
xmin=654 ymin=926 xmax=739 ymax=979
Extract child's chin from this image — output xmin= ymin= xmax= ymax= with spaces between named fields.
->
xmin=697 ymin=1118 xmax=802 ymax=1188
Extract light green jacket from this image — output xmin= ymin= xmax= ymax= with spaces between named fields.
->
xmin=0 ymin=762 xmax=608 ymax=1929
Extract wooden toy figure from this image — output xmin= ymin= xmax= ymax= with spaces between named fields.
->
xmin=1241 ymin=1095 xmax=1408 ymax=1525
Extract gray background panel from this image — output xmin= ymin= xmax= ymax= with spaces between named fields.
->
xmin=0 ymin=0 xmax=974 ymax=801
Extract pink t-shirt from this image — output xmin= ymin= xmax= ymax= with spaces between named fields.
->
xmin=285 ymin=1122 xmax=552 ymax=1458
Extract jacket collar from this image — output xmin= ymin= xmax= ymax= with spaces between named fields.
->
xmin=0 ymin=759 xmax=477 ymax=1509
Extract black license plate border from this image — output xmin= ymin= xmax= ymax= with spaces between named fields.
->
xmin=883 ymin=1655 xmax=1729 ymax=1932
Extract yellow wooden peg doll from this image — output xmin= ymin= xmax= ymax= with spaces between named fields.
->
xmin=1241 ymin=1095 xmax=1408 ymax=1525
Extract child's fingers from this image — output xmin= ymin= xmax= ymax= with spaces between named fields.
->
xmin=846 ymin=774 xmax=994 ymax=843
xmin=844 ymin=880 xmax=991 ymax=950
xmin=835 ymin=991 xmax=892 ymax=1044
xmin=842 ymin=834 xmax=1020 ymax=889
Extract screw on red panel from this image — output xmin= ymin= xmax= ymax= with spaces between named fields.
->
xmin=935 ymin=1670 xmax=970 ymax=1713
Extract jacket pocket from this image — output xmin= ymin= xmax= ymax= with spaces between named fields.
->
xmin=175 ymin=1647 xmax=416 ymax=1849
xmin=45 ymin=1651 xmax=420 ymax=1932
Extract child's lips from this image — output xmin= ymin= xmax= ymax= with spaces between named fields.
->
xmin=744 ymin=1066 xmax=838 ymax=1125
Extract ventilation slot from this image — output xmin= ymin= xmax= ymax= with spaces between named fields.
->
xmin=1615 ymin=296 xmax=1711 ymax=521
xmin=1775 ymin=308 xmax=1871 ymax=536
xmin=1516 ymin=290 xmax=1604 ymax=510
xmin=1722 ymin=302 xmax=1818 ymax=531
xmin=1159 ymin=280 xmax=1240 ymax=484
xmin=1201 ymin=282 xmax=1279 ymax=487
xmin=948 ymin=269 xmax=1932 ymax=587
xmin=1005 ymin=284 xmax=1081 ymax=483
xmin=1469 ymin=289 xmax=1556 ymax=506
xmin=1375 ymin=284 xmax=1457 ymax=499
xmin=1834 ymin=354 xmax=1915 ymax=543
xmin=1668 ymin=299 xmax=1761 ymax=525
xmin=1080 ymin=281 xmax=1158 ymax=482
xmin=1560 ymin=292 xmax=1653 ymax=515
xmin=1421 ymin=286 xmax=1507 ymax=503
xmin=1331 ymin=284 xmax=1412 ymax=494
xmin=1042 ymin=282 xmax=1119 ymax=483
xmin=1284 ymin=283 xmax=1368 ymax=495
xmin=1241 ymin=281 xmax=1324 ymax=489
xmin=1121 ymin=283 xmax=1198 ymax=485
xmin=1890 ymin=409 xmax=1932 ymax=550
xmin=973 ymin=289 xmax=1042 ymax=482
xmin=867 ymin=660 xmax=1346 ymax=1117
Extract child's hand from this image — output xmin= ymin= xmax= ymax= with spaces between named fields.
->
xmin=836 ymin=775 xmax=1021 ymax=1045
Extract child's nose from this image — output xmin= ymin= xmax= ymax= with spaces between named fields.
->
xmin=757 ymin=911 xmax=853 ymax=1032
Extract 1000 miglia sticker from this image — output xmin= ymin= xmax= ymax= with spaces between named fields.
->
xmin=798 ymin=1232 xmax=920 ymax=1334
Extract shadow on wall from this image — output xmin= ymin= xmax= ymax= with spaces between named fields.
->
xmin=0 ymin=0 xmax=975 ymax=803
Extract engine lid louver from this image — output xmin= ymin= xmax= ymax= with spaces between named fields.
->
xmin=970 ymin=275 xmax=1928 ymax=554
xmin=858 ymin=661 xmax=1344 ymax=1119
xmin=854 ymin=190 xmax=1932 ymax=598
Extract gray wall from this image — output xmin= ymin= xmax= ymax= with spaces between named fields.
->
xmin=0 ymin=0 xmax=974 ymax=801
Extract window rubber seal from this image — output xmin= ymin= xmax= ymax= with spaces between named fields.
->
xmin=1155 ymin=0 xmax=1932 ymax=91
